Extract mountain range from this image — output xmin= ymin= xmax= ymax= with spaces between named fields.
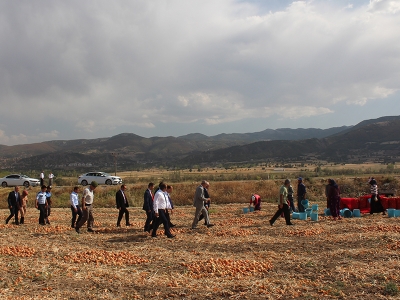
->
xmin=1 ymin=115 xmax=399 ymax=171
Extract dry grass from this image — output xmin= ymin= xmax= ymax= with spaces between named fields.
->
xmin=1 ymin=175 xmax=398 ymax=210
xmin=0 ymin=201 xmax=399 ymax=299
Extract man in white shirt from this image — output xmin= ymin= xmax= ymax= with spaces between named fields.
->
xmin=48 ymin=172 xmax=55 ymax=186
xmin=40 ymin=171 xmax=44 ymax=186
xmin=151 ymin=183 xmax=175 ymax=238
xmin=70 ymin=186 xmax=82 ymax=228
xmin=75 ymin=181 xmax=98 ymax=234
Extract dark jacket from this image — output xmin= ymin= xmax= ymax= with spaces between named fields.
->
xmin=116 ymin=190 xmax=129 ymax=209
xmin=143 ymin=189 xmax=153 ymax=211
xmin=8 ymin=191 xmax=21 ymax=209
xmin=297 ymin=183 xmax=307 ymax=199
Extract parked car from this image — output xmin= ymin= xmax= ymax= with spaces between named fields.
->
xmin=78 ymin=172 xmax=122 ymax=186
xmin=1 ymin=174 xmax=41 ymax=188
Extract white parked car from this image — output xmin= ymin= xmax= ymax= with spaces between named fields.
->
xmin=1 ymin=174 xmax=41 ymax=188
xmin=78 ymin=172 xmax=122 ymax=186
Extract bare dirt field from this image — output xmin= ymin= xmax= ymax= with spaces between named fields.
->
xmin=0 ymin=201 xmax=399 ymax=299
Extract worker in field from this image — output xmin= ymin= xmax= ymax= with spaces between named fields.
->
xmin=297 ymin=177 xmax=307 ymax=212
xmin=269 ymin=179 xmax=293 ymax=226
xmin=249 ymin=194 xmax=261 ymax=211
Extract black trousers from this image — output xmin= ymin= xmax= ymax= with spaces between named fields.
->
xmin=152 ymin=209 xmax=173 ymax=237
xmin=6 ymin=206 xmax=19 ymax=224
xmin=288 ymin=195 xmax=295 ymax=212
xmin=38 ymin=204 xmax=47 ymax=225
xmin=144 ymin=210 xmax=154 ymax=232
xmin=370 ymin=195 xmax=384 ymax=214
xmin=46 ymin=205 xmax=51 ymax=218
xmin=270 ymin=203 xmax=291 ymax=225
xmin=117 ymin=207 xmax=130 ymax=225
xmin=165 ymin=210 xmax=175 ymax=226
xmin=71 ymin=205 xmax=83 ymax=227
xmin=297 ymin=197 xmax=305 ymax=212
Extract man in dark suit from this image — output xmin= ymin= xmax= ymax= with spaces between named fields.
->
xmin=116 ymin=184 xmax=131 ymax=227
xmin=143 ymin=182 xmax=154 ymax=232
xmin=6 ymin=186 xmax=21 ymax=225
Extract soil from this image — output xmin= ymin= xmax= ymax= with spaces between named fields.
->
xmin=0 ymin=201 xmax=399 ymax=299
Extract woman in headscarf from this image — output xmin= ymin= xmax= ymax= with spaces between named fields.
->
xmin=368 ymin=178 xmax=385 ymax=215
xmin=327 ymin=179 xmax=341 ymax=220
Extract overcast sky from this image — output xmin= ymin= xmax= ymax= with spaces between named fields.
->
xmin=1 ymin=0 xmax=399 ymax=146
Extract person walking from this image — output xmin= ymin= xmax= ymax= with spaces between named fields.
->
xmin=35 ymin=185 xmax=48 ymax=225
xmin=288 ymin=183 xmax=295 ymax=212
xmin=269 ymin=179 xmax=293 ymax=226
xmin=192 ymin=180 xmax=214 ymax=229
xmin=151 ymin=183 xmax=175 ymax=238
xmin=143 ymin=182 xmax=154 ymax=233
xmin=297 ymin=177 xmax=307 ymax=212
xmin=165 ymin=185 xmax=176 ymax=228
xmin=327 ymin=179 xmax=341 ymax=220
xmin=199 ymin=182 xmax=211 ymax=224
xmin=70 ymin=186 xmax=82 ymax=228
xmin=116 ymin=184 xmax=131 ymax=227
xmin=6 ymin=186 xmax=21 ymax=225
xmin=19 ymin=190 xmax=29 ymax=224
xmin=75 ymin=181 xmax=98 ymax=234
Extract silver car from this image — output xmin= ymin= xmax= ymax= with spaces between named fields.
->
xmin=1 ymin=174 xmax=41 ymax=188
xmin=78 ymin=172 xmax=122 ymax=186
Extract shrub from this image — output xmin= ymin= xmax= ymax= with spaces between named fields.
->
xmin=384 ymin=282 xmax=399 ymax=296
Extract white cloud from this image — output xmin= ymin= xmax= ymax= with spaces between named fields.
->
xmin=0 ymin=0 xmax=399 ymax=144
xmin=0 ymin=129 xmax=59 ymax=145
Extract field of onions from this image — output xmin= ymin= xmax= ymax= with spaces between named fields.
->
xmin=0 ymin=201 xmax=399 ymax=299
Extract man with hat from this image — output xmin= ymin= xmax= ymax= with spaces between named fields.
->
xmin=297 ymin=177 xmax=307 ymax=213
xmin=75 ymin=181 xmax=98 ymax=234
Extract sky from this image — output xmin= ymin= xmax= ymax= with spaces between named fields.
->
xmin=0 ymin=0 xmax=400 ymax=146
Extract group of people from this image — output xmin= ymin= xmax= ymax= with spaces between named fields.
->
xmin=40 ymin=171 xmax=55 ymax=187
xmin=6 ymin=186 xmax=28 ymax=225
xmin=6 ymin=176 xmax=388 ymax=231
xmin=66 ymin=180 xmax=214 ymax=238
xmin=248 ymin=177 xmax=307 ymax=226
xmin=324 ymin=176 xmax=386 ymax=221
xmin=6 ymin=184 xmax=52 ymax=226
xmin=269 ymin=176 xmax=388 ymax=225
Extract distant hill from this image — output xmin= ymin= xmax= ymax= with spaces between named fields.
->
xmin=179 ymin=126 xmax=349 ymax=143
xmin=180 ymin=117 xmax=400 ymax=166
xmin=1 ymin=116 xmax=400 ymax=171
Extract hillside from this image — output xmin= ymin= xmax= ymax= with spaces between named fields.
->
xmin=180 ymin=118 xmax=400 ymax=166
xmin=1 ymin=116 xmax=400 ymax=171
